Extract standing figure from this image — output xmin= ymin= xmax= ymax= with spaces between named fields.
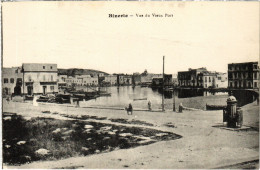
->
xmin=126 ymin=103 xmax=133 ymax=115
xmin=179 ymin=103 xmax=183 ymax=113
xmin=76 ymin=100 xmax=80 ymax=107
xmin=148 ymin=101 xmax=152 ymax=111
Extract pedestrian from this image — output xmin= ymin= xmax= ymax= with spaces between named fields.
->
xmin=129 ymin=103 xmax=133 ymax=115
xmin=76 ymin=100 xmax=80 ymax=107
xmin=179 ymin=103 xmax=183 ymax=113
xmin=148 ymin=101 xmax=152 ymax=111
xmin=126 ymin=103 xmax=133 ymax=115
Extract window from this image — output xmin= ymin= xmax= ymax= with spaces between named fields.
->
xmin=43 ymin=66 xmax=45 ymax=69
xmin=51 ymin=75 xmax=53 ymax=81
xmin=50 ymin=66 xmax=53 ymax=69
xmin=218 ymin=77 xmax=221 ymax=80
xmin=230 ymin=82 xmax=233 ymax=88
xmin=50 ymin=86 xmax=54 ymax=91
xmin=205 ymin=77 xmax=207 ymax=82
xmin=254 ymin=73 xmax=257 ymax=79
xmin=254 ymin=82 xmax=258 ymax=88
xmin=17 ymin=78 xmax=22 ymax=84
xmin=209 ymin=77 xmax=211 ymax=82
xmin=10 ymin=78 xmax=14 ymax=83
xmin=254 ymin=65 xmax=258 ymax=69
xmin=4 ymin=78 xmax=8 ymax=83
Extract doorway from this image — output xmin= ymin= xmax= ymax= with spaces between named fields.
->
xmin=27 ymin=86 xmax=33 ymax=95
xmin=14 ymin=86 xmax=21 ymax=95
xmin=43 ymin=86 xmax=47 ymax=95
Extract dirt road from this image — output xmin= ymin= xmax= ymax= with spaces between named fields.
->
xmin=3 ymin=99 xmax=259 ymax=169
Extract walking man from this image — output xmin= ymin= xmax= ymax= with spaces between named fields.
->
xmin=148 ymin=101 xmax=152 ymax=111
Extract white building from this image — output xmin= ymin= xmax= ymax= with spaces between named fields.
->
xmin=22 ymin=63 xmax=58 ymax=95
xmin=104 ymin=75 xmax=117 ymax=85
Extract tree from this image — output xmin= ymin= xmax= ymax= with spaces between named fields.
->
xmin=141 ymin=69 xmax=148 ymax=76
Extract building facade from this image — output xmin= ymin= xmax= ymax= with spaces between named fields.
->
xmin=132 ymin=74 xmax=141 ymax=85
xmin=2 ymin=67 xmax=23 ymax=95
xmin=65 ymin=75 xmax=99 ymax=86
xmin=228 ymin=62 xmax=259 ymax=89
xmin=22 ymin=63 xmax=58 ymax=95
xmin=104 ymin=75 xmax=117 ymax=85
xmin=82 ymin=76 xmax=98 ymax=86
xmin=151 ymin=74 xmax=173 ymax=87
xmin=179 ymin=67 xmax=228 ymax=88
xmin=178 ymin=67 xmax=207 ymax=87
xmin=57 ymin=75 xmax=67 ymax=88
xmin=141 ymin=74 xmax=162 ymax=84
xmin=117 ymin=75 xmax=132 ymax=85
xmin=215 ymin=73 xmax=228 ymax=88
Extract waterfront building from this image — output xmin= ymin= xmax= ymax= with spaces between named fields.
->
xmin=178 ymin=67 xmax=207 ymax=87
xmin=65 ymin=76 xmax=74 ymax=86
xmin=151 ymin=74 xmax=173 ymax=87
xmin=132 ymin=73 xmax=141 ymax=85
xmin=201 ymin=72 xmax=216 ymax=88
xmin=22 ymin=63 xmax=58 ymax=95
xmin=178 ymin=67 xmax=228 ymax=88
xmin=141 ymin=74 xmax=162 ymax=84
xmin=2 ymin=67 xmax=23 ymax=95
xmin=123 ymin=75 xmax=132 ymax=85
xmin=83 ymin=76 xmax=98 ymax=86
xmin=215 ymin=73 xmax=228 ymax=88
xmin=104 ymin=75 xmax=117 ymax=86
xmin=64 ymin=75 xmax=99 ymax=87
xmin=57 ymin=75 xmax=67 ymax=88
xmin=228 ymin=62 xmax=259 ymax=89
xmin=197 ymin=72 xmax=228 ymax=88
xmin=117 ymin=74 xmax=132 ymax=85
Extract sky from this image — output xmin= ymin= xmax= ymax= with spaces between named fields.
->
xmin=2 ymin=2 xmax=259 ymax=74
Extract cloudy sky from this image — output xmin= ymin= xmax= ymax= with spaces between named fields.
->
xmin=2 ymin=2 xmax=259 ymax=74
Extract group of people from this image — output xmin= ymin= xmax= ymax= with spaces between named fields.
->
xmin=125 ymin=100 xmax=152 ymax=115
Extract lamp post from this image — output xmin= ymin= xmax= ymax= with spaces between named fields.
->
xmin=173 ymin=86 xmax=175 ymax=112
xmin=162 ymin=56 xmax=165 ymax=112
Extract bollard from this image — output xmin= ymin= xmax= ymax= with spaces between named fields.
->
xmin=226 ymin=96 xmax=237 ymax=128
xmin=224 ymin=95 xmax=244 ymax=128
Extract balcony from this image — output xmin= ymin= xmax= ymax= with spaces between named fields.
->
xmin=40 ymin=81 xmax=57 ymax=85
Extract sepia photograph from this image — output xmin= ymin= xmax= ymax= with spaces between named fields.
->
xmin=1 ymin=1 xmax=259 ymax=169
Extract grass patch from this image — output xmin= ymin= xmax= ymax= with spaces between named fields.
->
xmin=3 ymin=112 xmax=181 ymax=165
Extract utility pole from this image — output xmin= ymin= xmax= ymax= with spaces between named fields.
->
xmin=162 ymin=56 xmax=165 ymax=112
xmin=22 ymin=66 xmax=25 ymax=101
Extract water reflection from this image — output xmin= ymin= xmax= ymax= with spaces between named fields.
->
xmin=80 ymin=86 xmax=231 ymax=109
